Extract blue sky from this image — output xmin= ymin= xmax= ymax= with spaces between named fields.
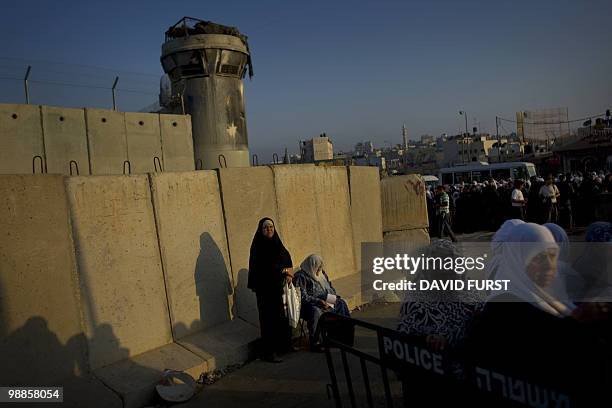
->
xmin=1 ymin=0 xmax=610 ymax=159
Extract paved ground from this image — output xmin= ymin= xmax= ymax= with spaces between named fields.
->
xmin=177 ymin=302 xmax=403 ymax=408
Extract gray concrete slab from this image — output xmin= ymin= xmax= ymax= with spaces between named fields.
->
xmin=150 ymin=171 xmax=233 ymax=339
xmin=314 ymin=166 xmax=356 ymax=280
xmin=125 ymin=112 xmax=163 ymax=173
xmin=177 ymin=318 xmax=259 ymax=371
xmin=0 ymin=104 xmax=45 ymax=174
xmin=218 ymin=166 xmax=280 ymax=326
xmin=0 ymin=175 xmax=85 ymax=384
xmin=85 ymin=108 xmax=128 ymax=175
xmin=66 ymin=175 xmax=172 ymax=370
xmin=94 ymin=342 xmax=207 ymax=408
xmin=348 ymin=166 xmax=384 ymax=273
xmin=381 ymin=175 xmax=429 ymax=232
xmin=271 ymin=164 xmax=323 ymax=269
xmin=160 ymin=114 xmax=195 ymax=172
xmin=41 ymin=106 xmax=90 ymax=175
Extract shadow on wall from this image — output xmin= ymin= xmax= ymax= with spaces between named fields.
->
xmin=235 ymin=268 xmax=259 ymax=327
xmin=193 ymin=232 xmax=233 ymax=334
xmin=0 ymin=316 xmax=85 ymax=385
xmin=0 ymin=316 xmax=160 ymax=406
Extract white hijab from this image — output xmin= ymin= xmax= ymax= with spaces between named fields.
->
xmin=487 ymin=219 xmax=525 ymax=279
xmin=489 ymin=223 xmax=572 ymax=318
xmin=300 ymin=254 xmax=333 ymax=291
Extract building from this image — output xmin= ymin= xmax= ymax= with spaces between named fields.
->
xmin=301 ymin=134 xmax=334 ymax=162
xmin=554 ymin=123 xmax=612 ymax=173
xmin=354 ymin=141 xmax=374 ymax=156
xmin=439 ymin=134 xmax=496 ymax=167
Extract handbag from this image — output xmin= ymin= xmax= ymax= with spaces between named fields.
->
xmin=283 ymin=282 xmax=301 ymax=328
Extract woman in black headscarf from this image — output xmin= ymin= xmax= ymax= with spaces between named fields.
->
xmin=248 ymin=217 xmax=294 ymax=363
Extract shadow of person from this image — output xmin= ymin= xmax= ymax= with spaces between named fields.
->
xmin=235 ymin=268 xmax=259 ymax=328
xmin=87 ymin=323 xmax=130 ymax=369
xmin=0 ymin=316 xmax=73 ymax=386
xmin=193 ymin=232 xmax=233 ymax=336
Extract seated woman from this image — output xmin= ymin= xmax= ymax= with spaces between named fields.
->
xmin=467 ymin=223 xmax=606 ymax=405
xmin=293 ymin=254 xmax=350 ymax=350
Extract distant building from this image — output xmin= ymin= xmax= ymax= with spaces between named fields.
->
xmin=420 ymin=134 xmax=435 ymax=145
xmin=301 ymin=134 xmax=334 ymax=162
xmin=354 ymin=141 xmax=374 ymax=156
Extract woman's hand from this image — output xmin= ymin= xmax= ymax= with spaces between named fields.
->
xmin=318 ymin=299 xmax=331 ymax=309
xmin=282 ymin=268 xmax=293 ymax=284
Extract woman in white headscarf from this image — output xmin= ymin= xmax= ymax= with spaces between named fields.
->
xmin=293 ymin=254 xmax=350 ymax=350
xmin=486 ymin=219 xmax=524 ymax=280
xmin=468 ymin=223 xmax=601 ymax=400
xmin=543 ymin=223 xmax=576 ymax=308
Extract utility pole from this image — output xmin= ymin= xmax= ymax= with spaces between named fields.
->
xmin=24 ymin=65 xmax=31 ymax=104
xmin=496 ymin=116 xmax=501 ymax=163
xmin=112 ymin=76 xmax=119 ymax=111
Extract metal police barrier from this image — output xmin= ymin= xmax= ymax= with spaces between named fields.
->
xmin=319 ymin=313 xmax=586 ymax=408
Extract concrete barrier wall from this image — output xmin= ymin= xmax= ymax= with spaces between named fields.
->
xmin=314 ymin=166 xmax=356 ymax=280
xmin=0 ymin=165 xmax=391 ymax=404
xmin=0 ymin=175 xmax=86 ymax=385
xmin=150 ymin=172 xmax=232 ymax=339
xmin=125 ymin=112 xmax=163 ymax=174
xmin=85 ymin=108 xmax=128 ymax=175
xmin=160 ymin=114 xmax=195 ymax=172
xmin=0 ymin=104 xmax=45 ymax=174
xmin=271 ymin=165 xmax=322 ymax=270
xmin=381 ymin=174 xmax=429 ymax=232
xmin=0 ymin=104 xmax=194 ymax=175
xmin=42 ymin=106 xmax=90 ymax=175
xmin=348 ymin=166 xmax=383 ymax=272
xmin=66 ymin=175 xmax=172 ymax=370
xmin=218 ymin=166 xmax=280 ymax=326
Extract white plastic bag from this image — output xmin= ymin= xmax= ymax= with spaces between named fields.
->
xmin=284 ymin=282 xmax=301 ymax=328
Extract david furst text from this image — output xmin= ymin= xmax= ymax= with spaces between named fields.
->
xmin=372 ymin=279 xmax=511 ymax=292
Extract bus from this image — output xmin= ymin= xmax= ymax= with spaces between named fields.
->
xmin=438 ymin=162 xmax=536 ymax=185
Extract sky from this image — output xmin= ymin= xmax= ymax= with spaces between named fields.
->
xmin=1 ymin=0 xmax=610 ymax=160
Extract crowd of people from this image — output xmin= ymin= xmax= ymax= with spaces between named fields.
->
xmin=427 ymin=170 xmax=612 ymax=237
xmin=398 ymin=221 xmax=612 ymax=406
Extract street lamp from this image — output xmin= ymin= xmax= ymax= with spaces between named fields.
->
xmin=459 ymin=111 xmax=468 ymax=163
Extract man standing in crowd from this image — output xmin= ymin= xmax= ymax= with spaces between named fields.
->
xmin=434 ymin=185 xmax=457 ymax=242
xmin=511 ymin=180 xmax=527 ymax=220
xmin=539 ymin=176 xmax=560 ymax=223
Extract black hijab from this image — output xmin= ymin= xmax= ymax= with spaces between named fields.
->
xmin=247 ymin=218 xmax=293 ymax=293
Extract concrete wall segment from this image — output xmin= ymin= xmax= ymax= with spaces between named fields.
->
xmin=149 ymin=171 xmax=232 ymax=339
xmin=217 ymin=166 xmax=279 ymax=325
xmin=65 ymin=175 xmax=172 ymax=370
xmin=270 ymin=164 xmax=322 ymax=271
xmin=313 ymin=166 xmax=356 ymax=280
xmin=381 ymin=174 xmax=429 ymax=232
xmin=85 ymin=108 xmax=128 ymax=175
xmin=0 ymin=175 xmax=86 ymax=384
xmin=125 ymin=112 xmax=163 ymax=174
xmin=0 ymin=104 xmax=45 ymax=174
xmin=41 ymin=106 xmax=90 ymax=175
xmin=159 ymin=114 xmax=195 ymax=172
